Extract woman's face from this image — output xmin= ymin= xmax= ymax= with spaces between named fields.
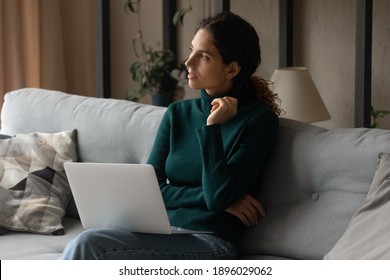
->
xmin=185 ymin=29 xmax=235 ymax=96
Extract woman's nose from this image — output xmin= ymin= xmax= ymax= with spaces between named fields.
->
xmin=185 ymin=54 xmax=194 ymax=68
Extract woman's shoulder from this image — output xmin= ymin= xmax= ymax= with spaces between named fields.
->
xmin=243 ymin=102 xmax=279 ymax=127
xmin=160 ymin=98 xmax=203 ymax=121
xmin=243 ymin=100 xmax=277 ymax=116
xmin=167 ymin=98 xmax=201 ymax=112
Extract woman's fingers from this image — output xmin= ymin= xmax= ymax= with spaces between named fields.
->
xmin=244 ymin=194 xmax=266 ymax=217
xmin=207 ymin=97 xmax=238 ymax=125
xmin=226 ymin=194 xmax=266 ymax=226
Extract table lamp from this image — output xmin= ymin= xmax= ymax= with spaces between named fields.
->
xmin=270 ymin=67 xmax=331 ymax=122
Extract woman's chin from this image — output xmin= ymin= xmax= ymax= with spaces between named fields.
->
xmin=187 ymin=82 xmax=201 ymax=90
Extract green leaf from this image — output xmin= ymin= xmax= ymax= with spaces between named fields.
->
xmin=173 ymin=1 xmax=192 ymax=26
xmin=124 ymin=0 xmax=139 ymax=13
xmin=371 ymin=106 xmax=390 ymax=128
xmin=173 ymin=9 xmax=189 ymax=26
xmin=377 ymin=110 xmax=390 ymax=116
xmin=126 ymin=88 xmax=141 ymax=101
xmin=172 ymin=10 xmax=183 ymax=26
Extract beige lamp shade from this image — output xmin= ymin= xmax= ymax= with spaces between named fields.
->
xmin=270 ymin=67 xmax=331 ymax=122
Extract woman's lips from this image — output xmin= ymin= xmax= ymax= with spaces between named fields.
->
xmin=187 ymin=72 xmax=197 ymax=79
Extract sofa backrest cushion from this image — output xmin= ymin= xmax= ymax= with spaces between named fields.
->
xmin=239 ymin=118 xmax=390 ymax=259
xmin=1 ymin=88 xmax=167 ymax=164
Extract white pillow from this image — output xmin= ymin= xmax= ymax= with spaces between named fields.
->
xmin=324 ymin=153 xmax=390 ymax=259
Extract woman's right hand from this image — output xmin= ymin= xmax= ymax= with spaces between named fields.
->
xmin=207 ymin=96 xmax=238 ymax=125
xmin=226 ymin=194 xmax=265 ymax=226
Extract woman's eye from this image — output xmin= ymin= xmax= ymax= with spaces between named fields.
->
xmin=188 ymin=47 xmax=208 ymax=60
xmin=200 ymin=53 xmax=208 ymax=60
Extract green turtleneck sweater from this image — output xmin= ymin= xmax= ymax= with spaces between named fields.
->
xmin=147 ymin=86 xmax=278 ymax=246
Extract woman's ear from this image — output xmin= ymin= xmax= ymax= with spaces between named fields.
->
xmin=226 ymin=62 xmax=241 ymax=79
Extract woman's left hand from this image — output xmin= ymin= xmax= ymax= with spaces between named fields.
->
xmin=226 ymin=194 xmax=265 ymax=226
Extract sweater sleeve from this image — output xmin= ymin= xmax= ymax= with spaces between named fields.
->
xmin=196 ymin=109 xmax=278 ymax=212
xmin=147 ymin=106 xmax=206 ymax=209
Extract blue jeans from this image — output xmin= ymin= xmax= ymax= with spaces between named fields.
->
xmin=61 ymin=228 xmax=237 ymax=260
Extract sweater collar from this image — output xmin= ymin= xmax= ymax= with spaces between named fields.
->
xmin=200 ymin=84 xmax=248 ymax=112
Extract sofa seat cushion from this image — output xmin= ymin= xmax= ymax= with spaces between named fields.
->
xmin=324 ymin=153 xmax=390 ymax=259
xmin=239 ymin=119 xmax=390 ymax=260
xmin=0 ymin=218 xmax=84 ymax=260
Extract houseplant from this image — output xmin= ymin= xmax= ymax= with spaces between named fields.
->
xmin=124 ymin=0 xmax=188 ymax=106
xmin=371 ymin=106 xmax=390 ymax=128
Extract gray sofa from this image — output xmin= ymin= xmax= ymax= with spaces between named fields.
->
xmin=1 ymin=88 xmax=390 ymax=260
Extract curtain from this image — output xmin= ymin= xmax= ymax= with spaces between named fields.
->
xmin=0 ymin=0 xmax=95 ymax=111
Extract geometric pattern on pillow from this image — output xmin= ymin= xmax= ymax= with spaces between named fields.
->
xmin=324 ymin=152 xmax=390 ymax=259
xmin=0 ymin=129 xmax=77 ymax=235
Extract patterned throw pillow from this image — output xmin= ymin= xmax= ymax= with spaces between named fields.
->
xmin=0 ymin=130 xmax=77 ymax=235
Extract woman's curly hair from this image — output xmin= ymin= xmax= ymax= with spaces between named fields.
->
xmin=249 ymin=75 xmax=281 ymax=116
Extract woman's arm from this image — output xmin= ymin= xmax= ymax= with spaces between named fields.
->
xmin=196 ymin=108 xmax=278 ymax=212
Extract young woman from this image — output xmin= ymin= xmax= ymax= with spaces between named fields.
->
xmin=62 ymin=11 xmax=280 ymax=260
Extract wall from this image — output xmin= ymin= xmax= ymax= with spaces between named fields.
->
xmin=108 ymin=0 xmax=390 ymax=129
xmin=293 ymin=0 xmax=356 ymax=129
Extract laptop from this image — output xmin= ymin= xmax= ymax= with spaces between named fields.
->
xmin=64 ymin=162 xmax=212 ymax=235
